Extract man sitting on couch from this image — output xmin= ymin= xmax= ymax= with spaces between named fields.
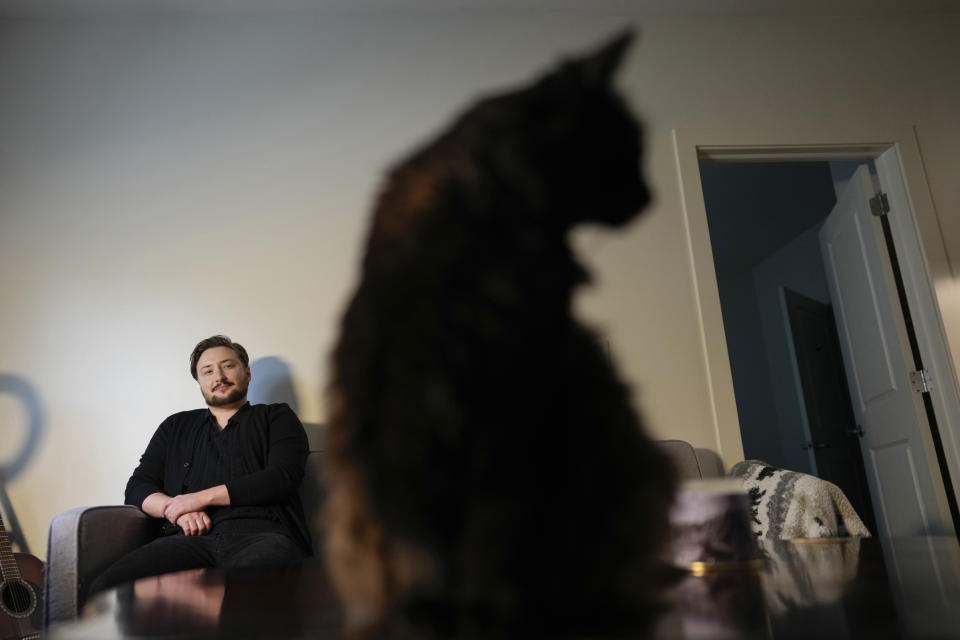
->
xmin=89 ymin=335 xmax=312 ymax=595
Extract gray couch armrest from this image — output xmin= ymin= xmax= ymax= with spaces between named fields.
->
xmin=694 ymin=448 xmax=724 ymax=478
xmin=658 ymin=439 xmax=704 ymax=480
xmin=45 ymin=505 xmax=159 ymax=627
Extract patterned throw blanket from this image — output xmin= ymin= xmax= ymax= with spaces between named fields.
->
xmin=729 ymin=460 xmax=870 ymax=539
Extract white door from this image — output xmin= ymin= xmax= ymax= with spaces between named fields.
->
xmin=819 ymin=164 xmax=950 ymax=537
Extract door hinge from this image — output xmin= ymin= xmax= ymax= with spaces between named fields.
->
xmin=870 ymin=192 xmax=891 ymax=217
xmin=910 ymin=369 xmax=934 ymax=393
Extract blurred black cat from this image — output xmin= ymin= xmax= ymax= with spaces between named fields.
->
xmin=323 ymin=30 xmax=677 ymax=638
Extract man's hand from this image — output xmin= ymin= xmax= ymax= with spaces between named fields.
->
xmin=176 ymin=511 xmax=212 ymax=536
xmin=163 ymin=493 xmax=208 ymax=524
xmin=162 ymin=485 xmax=230 ymax=524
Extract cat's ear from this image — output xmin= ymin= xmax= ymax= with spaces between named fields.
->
xmin=576 ymin=28 xmax=635 ymax=87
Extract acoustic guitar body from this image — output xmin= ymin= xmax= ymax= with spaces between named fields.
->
xmin=0 ymin=552 xmax=43 ymax=640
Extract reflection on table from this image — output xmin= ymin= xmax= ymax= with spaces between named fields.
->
xmin=57 ymin=558 xmax=342 ymax=639
xmin=129 ymin=569 xmax=224 ymax=634
xmin=660 ymin=536 xmax=960 ymax=639
xmin=53 ymin=536 xmax=960 ymax=639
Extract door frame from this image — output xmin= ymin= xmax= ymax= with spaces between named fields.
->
xmin=672 ymin=124 xmax=960 ymax=517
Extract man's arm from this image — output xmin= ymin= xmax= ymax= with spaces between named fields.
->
xmin=125 ymin=416 xmax=175 ymax=511
xmin=142 ymin=491 xmax=214 ymax=535
xmin=141 ymin=491 xmax=172 ymax=518
xmin=224 ymin=404 xmax=308 ymax=506
xmin=125 ymin=413 xmax=217 ymax=535
xmin=161 ymin=485 xmax=229 ymax=523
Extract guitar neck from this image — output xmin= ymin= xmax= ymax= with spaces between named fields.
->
xmin=0 ymin=515 xmax=22 ymax=582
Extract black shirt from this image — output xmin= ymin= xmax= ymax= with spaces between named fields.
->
xmin=183 ymin=408 xmax=285 ymax=535
xmin=125 ymin=402 xmax=313 ymax=555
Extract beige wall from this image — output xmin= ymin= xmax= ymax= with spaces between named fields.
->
xmin=2 ymin=9 xmax=958 ymax=556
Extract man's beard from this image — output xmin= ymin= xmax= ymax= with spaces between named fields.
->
xmin=204 ymin=381 xmax=248 ymax=407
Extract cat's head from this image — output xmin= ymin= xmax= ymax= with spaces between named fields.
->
xmin=447 ymin=29 xmax=650 ymax=230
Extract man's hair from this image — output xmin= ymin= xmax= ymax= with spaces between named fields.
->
xmin=189 ymin=335 xmax=250 ymax=380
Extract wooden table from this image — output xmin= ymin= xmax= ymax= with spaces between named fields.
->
xmin=51 ymin=536 xmax=960 ymax=639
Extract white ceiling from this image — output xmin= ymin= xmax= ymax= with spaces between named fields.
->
xmin=2 ymin=0 xmax=958 ymax=18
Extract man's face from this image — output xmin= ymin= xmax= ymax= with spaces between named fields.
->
xmin=196 ymin=346 xmax=250 ymax=408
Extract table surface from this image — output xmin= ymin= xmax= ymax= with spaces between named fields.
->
xmin=52 ymin=536 xmax=960 ymax=639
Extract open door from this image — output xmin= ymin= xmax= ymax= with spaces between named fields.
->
xmin=785 ymin=288 xmax=877 ymax=535
xmin=819 ymin=164 xmax=952 ymax=537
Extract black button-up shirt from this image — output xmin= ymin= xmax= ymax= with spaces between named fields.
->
xmin=125 ymin=402 xmax=312 ymax=555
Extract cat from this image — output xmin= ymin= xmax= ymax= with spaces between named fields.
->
xmin=323 ymin=29 xmax=678 ymax=638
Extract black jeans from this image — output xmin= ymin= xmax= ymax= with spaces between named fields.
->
xmin=88 ymin=530 xmax=304 ymax=598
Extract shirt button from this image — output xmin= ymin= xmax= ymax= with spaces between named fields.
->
xmin=183 ymin=462 xmax=190 ymax=468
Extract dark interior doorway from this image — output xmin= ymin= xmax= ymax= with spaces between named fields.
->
xmin=699 ymin=159 xmax=880 ymax=533
xmin=784 ymin=288 xmax=878 ymax=534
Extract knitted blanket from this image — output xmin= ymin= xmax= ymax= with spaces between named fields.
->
xmin=729 ymin=460 xmax=870 ymax=539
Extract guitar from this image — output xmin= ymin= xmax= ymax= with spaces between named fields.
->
xmin=0 ymin=515 xmax=42 ymax=640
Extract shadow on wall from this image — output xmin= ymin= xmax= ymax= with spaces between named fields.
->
xmin=0 ymin=373 xmax=46 ymax=553
xmin=247 ymin=357 xmax=325 ymax=530
xmin=248 ymin=357 xmax=299 ymax=411
xmin=248 ymin=356 xmax=324 ymax=449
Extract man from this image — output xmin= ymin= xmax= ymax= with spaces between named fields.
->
xmin=90 ymin=335 xmax=312 ymax=595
